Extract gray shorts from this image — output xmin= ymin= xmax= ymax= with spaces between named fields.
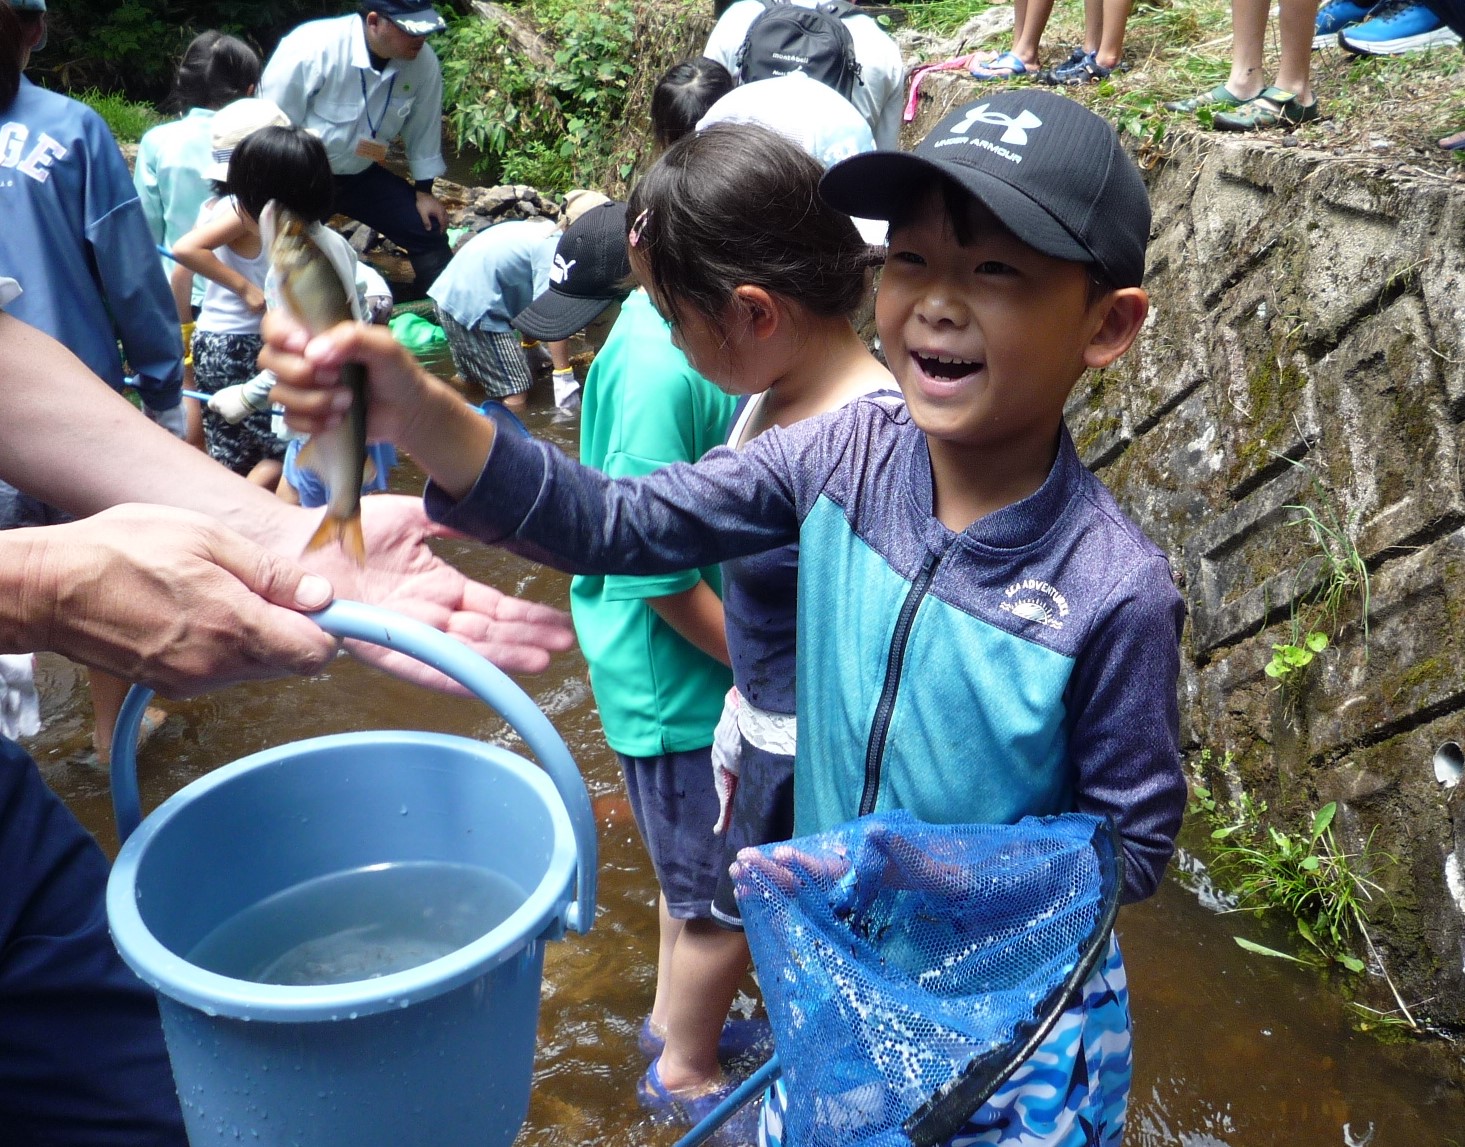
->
xmin=711 ymin=739 xmax=795 ymax=929
xmin=616 ymin=747 xmax=724 ymax=921
xmin=436 ymin=310 xmax=533 ymax=400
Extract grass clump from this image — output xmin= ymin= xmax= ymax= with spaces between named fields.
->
xmin=72 ymin=87 xmax=162 ymax=144
xmin=1261 ymin=456 xmax=1370 ymax=697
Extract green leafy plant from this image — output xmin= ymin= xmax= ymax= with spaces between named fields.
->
xmin=1218 ymin=802 xmax=1376 ymax=973
xmin=1187 ymin=748 xmax=1267 ymax=841
xmin=1264 ymin=629 xmax=1328 ymax=682
xmin=1187 ymin=752 xmax=1418 ymax=1030
xmin=438 ymin=0 xmax=636 ymax=189
xmin=38 ymin=1 xmax=339 ymax=98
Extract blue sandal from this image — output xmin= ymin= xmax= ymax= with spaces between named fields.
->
xmin=968 ymin=50 xmax=1028 ymax=80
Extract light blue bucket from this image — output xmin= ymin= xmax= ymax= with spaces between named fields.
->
xmin=105 ymin=600 xmax=596 ymax=1147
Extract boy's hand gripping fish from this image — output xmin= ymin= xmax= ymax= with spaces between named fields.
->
xmin=263 ymin=201 xmax=372 ymax=565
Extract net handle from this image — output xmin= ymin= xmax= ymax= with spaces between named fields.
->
xmin=672 ymin=1053 xmax=782 ymax=1147
xmin=901 ymin=816 xmax=1126 ymax=1147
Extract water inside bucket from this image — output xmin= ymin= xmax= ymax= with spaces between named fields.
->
xmin=186 ymin=860 xmax=526 ymax=986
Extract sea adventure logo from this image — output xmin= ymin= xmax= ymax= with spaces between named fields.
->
xmin=934 ymin=104 xmax=1044 ymax=164
xmin=999 ymin=577 xmax=1069 ymax=630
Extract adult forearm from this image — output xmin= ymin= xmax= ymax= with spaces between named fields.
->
xmin=0 ymin=314 xmax=302 ymax=548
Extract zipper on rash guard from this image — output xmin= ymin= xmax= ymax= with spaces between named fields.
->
xmin=858 ymin=548 xmax=942 ymax=816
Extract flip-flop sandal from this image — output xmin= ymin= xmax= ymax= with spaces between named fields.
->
xmin=968 ymin=50 xmax=1028 ymax=80
xmin=1439 ymin=130 xmax=1465 ymax=151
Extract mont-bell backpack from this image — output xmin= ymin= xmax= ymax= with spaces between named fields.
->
xmin=734 ymin=0 xmax=864 ymax=101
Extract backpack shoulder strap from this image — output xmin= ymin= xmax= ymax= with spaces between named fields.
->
xmin=736 ymin=0 xmax=784 ymax=69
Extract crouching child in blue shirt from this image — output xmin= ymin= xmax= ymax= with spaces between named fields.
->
xmin=263 ymin=90 xmax=1186 ymax=1146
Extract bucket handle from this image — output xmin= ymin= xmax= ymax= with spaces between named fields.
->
xmin=109 ymin=599 xmax=597 ymax=935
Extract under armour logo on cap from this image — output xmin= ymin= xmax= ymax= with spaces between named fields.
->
xmin=950 ymin=104 xmax=1044 ymax=146
xmin=818 ymin=89 xmax=1153 ymax=288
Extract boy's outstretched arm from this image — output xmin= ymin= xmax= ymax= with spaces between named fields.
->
xmin=263 ymin=310 xmax=817 ymax=579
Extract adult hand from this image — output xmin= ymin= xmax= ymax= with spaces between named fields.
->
xmin=11 ymin=504 xmax=338 ymax=695
xmin=286 ymin=494 xmax=576 ymax=684
xmin=242 ymin=283 xmax=267 ymax=314
xmin=0 ymin=311 xmax=569 ymax=694
xmin=415 ymin=190 xmax=448 ymax=233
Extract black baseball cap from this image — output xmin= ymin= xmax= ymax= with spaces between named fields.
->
xmin=514 ymin=202 xmax=631 ymax=342
xmin=820 ymin=91 xmax=1151 ymax=288
xmin=366 ymin=0 xmax=446 ymax=36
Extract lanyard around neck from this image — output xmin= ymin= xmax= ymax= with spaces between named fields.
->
xmin=358 ymin=69 xmax=397 ymax=140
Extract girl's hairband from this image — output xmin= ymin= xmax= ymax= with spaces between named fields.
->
xmin=629 ymin=209 xmax=651 ymax=248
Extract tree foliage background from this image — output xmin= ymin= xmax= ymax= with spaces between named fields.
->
xmin=35 ymin=2 xmax=348 ymax=98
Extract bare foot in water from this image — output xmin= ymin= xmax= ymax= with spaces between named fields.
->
xmin=94 ymin=705 xmax=169 ymax=767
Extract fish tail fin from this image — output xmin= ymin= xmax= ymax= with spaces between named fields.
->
xmin=305 ymin=510 xmax=367 ymax=566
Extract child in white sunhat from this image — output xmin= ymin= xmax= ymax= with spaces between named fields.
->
xmin=264 ymin=89 xmax=1186 ymax=1146
xmin=171 ymin=100 xmax=299 ymax=487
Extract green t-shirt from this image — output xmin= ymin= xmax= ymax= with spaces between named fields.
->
xmin=569 ymin=290 xmax=738 ymax=758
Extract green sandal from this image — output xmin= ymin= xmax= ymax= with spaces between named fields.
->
xmin=1162 ymin=84 xmax=1246 ymax=113
xmin=1212 ymin=87 xmax=1319 ymax=132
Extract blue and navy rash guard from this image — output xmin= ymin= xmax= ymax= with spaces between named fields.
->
xmin=0 ymin=79 xmax=181 ymax=408
xmin=428 ymin=397 xmax=1187 ymax=902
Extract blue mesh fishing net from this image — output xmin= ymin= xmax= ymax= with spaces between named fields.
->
xmin=736 ymin=810 xmax=1122 ymax=1147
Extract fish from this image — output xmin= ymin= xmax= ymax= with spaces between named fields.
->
xmin=263 ymin=201 xmax=371 ymax=565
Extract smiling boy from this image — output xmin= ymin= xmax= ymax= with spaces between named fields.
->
xmin=264 ymin=90 xmax=1186 ymax=1145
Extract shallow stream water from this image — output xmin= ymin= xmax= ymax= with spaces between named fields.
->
xmin=27 ymin=384 xmax=1465 ymax=1147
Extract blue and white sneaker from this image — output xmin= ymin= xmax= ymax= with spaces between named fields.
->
xmin=1338 ymin=0 xmax=1461 ymax=54
xmin=1313 ymin=0 xmax=1373 ymax=47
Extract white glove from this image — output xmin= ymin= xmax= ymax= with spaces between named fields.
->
xmin=552 ymin=368 xmax=581 ymax=411
xmin=207 ymin=372 xmax=273 ymax=424
xmin=145 ymin=401 xmax=188 ymax=439
xmin=711 ymin=686 xmax=742 ymax=835
xmin=0 ymin=653 xmax=41 ymax=739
